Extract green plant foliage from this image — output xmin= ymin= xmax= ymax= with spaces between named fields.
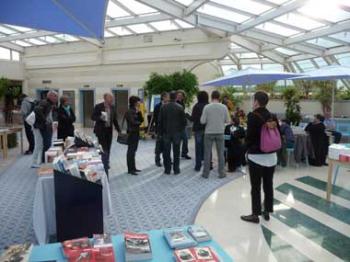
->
xmin=313 ymin=80 xmax=336 ymax=114
xmin=218 ymin=86 xmax=243 ymax=107
xmin=338 ymin=88 xmax=350 ymax=100
xmin=0 ymin=77 xmax=11 ymax=98
xmin=282 ymin=86 xmax=301 ymax=125
xmin=144 ymin=70 xmax=199 ymax=106
xmin=255 ymin=81 xmax=277 ymax=97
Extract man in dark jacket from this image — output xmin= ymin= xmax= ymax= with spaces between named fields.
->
xmin=153 ymin=92 xmax=169 ymax=167
xmin=20 ymin=94 xmax=35 ymax=154
xmin=176 ymin=90 xmax=191 ymax=160
xmin=33 ymin=91 xmax=58 ymax=163
xmin=158 ymin=91 xmax=186 ymax=175
xmin=92 ymin=93 xmax=120 ymax=176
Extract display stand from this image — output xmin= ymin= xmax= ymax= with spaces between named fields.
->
xmin=54 ymin=170 xmax=103 ymax=242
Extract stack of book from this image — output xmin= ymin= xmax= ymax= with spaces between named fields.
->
xmin=124 ymin=232 xmax=152 ymax=261
xmin=164 ymin=228 xmax=197 ymax=249
xmin=0 ymin=243 xmax=33 ymax=262
xmin=62 ymin=236 xmax=116 ymax=262
xmin=188 ymin=225 xmax=211 ymax=243
xmin=174 ymin=246 xmax=220 ymax=262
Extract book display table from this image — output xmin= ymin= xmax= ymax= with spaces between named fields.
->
xmin=29 ymin=227 xmax=233 ymax=262
xmin=0 ymin=126 xmax=23 ymax=159
xmin=33 ymin=165 xmax=113 ymax=244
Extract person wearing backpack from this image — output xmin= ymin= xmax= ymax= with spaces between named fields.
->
xmin=241 ymin=91 xmax=281 ymax=224
xmin=20 ymin=94 xmax=36 ymax=154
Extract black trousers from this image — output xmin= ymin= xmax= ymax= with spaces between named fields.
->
xmin=127 ymin=132 xmax=140 ymax=172
xmin=163 ymin=132 xmax=181 ymax=173
xmin=40 ymin=127 xmax=52 ymax=163
xmin=248 ymin=160 xmax=275 ymax=215
xmin=24 ymin=121 xmax=34 ymax=152
xmin=97 ymin=131 xmax=112 ymax=176
xmin=155 ymin=135 xmax=163 ymax=164
xmin=180 ymin=129 xmax=189 ymax=156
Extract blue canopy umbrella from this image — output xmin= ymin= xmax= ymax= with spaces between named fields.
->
xmin=0 ymin=0 xmax=108 ymax=39
xmin=202 ymin=67 xmax=304 ymax=86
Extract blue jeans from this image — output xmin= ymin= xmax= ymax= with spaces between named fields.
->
xmin=194 ymin=131 xmax=204 ymax=170
xmin=180 ymin=129 xmax=189 ymax=156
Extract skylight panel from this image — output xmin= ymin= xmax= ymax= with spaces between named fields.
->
xmin=275 ymin=47 xmax=298 ymax=56
xmin=12 ymin=40 xmax=32 ymax=47
xmin=6 ymin=25 xmax=32 ymax=32
xmin=307 ymin=38 xmax=340 ymax=48
xmin=230 ymin=43 xmax=241 ymax=49
xmin=238 ymin=52 xmax=258 ymax=59
xmin=107 ymin=1 xmax=130 ymax=18
xmin=0 ymin=25 xmax=17 ymax=35
xmin=39 ymin=36 xmax=61 ymax=43
xmin=299 ymin=0 xmax=350 ymax=23
xmin=221 ymin=65 xmax=238 ymax=75
xmin=199 ymin=4 xmax=250 ymax=23
xmin=265 ymin=0 xmax=289 ymax=5
xmin=336 ymin=53 xmax=350 ymax=66
xmin=263 ymin=64 xmax=284 ymax=71
xmin=0 ymin=47 xmax=11 ymax=60
xmin=174 ymin=19 xmax=194 ymax=29
xmin=275 ymin=13 xmax=324 ymax=30
xmin=257 ymin=22 xmax=300 ymax=36
xmin=313 ymin=57 xmax=328 ymax=67
xmin=174 ymin=0 xmax=194 ymax=6
xmin=150 ymin=20 xmax=178 ymax=31
xmin=104 ymin=30 xmax=115 ymax=37
xmin=329 ymin=32 xmax=350 ymax=43
xmin=27 ymin=38 xmax=46 ymax=45
xmin=127 ymin=24 xmax=154 ymax=34
xmin=297 ymin=59 xmax=315 ymax=72
xmin=211 ymin=0 xmax=271 ymax=15
xmin=109 ymin=26 xmax=133 ymax=36
xmin=55 ymin=34 xmax=78 ymax=42
xmin=116 ymin=0 xmax=157 ymax=14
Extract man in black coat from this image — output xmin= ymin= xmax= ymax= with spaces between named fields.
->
xmin=92 ymin=93 xmax=120 ymax=176
xmin=158 ymin=91 xmax=186 ymax=175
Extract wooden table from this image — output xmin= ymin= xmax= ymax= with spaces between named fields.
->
xmin=326 ymin=158 xmax=350 ymax=201
xmin=0 ymin=126 xmax=23 ymax=159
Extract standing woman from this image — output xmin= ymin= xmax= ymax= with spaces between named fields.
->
xmin=57 ymin=95 xmax=76 ymax=140
xmin=125 ymin=96 xmax=144 ymax=175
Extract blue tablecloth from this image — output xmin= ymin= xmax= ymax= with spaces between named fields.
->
xmin=29 ymin=227 xmax=233 ymax=261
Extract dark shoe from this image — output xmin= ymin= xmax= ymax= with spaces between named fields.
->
xmin=262 ymin=211 xmax=270 ymax=221
xmin=228 ymin=169 xmax=235 ymax=173
xmin=201 ymin=175 xmax=209 ymax=179
xmin=155 ymin=162 xmax=162 ymax=167
xmin=182 ymin=155 xmax=192 ymax=160
xmin=128 ymin=171 xmax=138 ymax=176
xmin=174 ymin=171 xmax=180 ymax=175
xmin=218 ymin=175 xmax=226 ymax=179
xmin=134 ymin=169 xmax=141 ymax=172
xmin=25 ymin=150 xmax=33 ymax=155
xmin=241 ymin=215 xmax=260 ymax=224
xmin=164 ymin=171 xmax=171 ymax=175
xmin=194 ymin=167 xmax=201 ymax=172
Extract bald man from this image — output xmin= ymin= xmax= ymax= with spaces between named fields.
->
xmin=92 ymin=93 xmax=120 ymax=176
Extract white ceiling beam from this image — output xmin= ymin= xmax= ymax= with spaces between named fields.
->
xmin=79 ymin=37 xmax=104 ymax=47
xmin=324 ymin=46 xmax=350 ymax=56
xmin=136 ymin=0 xmax=184 ymax=17
xmin=286 ymin=54 xmax=315 ymax=62
xmin=284 ymin=20 xmax=350 ymax=45
xmin=236 ymin=0 xmax=308 ymax=33
xmin=184 ymin=0 xmax=209 ymax=16
xmin=106 ymin=13 xmax=171 ymax=28
xmin=111 ymin=0 xmax=136 ymax=16
xmin=0 ymin=31 xmax=55 ymax=43
xmin=0 ymin=42 xmax=24 ymax=53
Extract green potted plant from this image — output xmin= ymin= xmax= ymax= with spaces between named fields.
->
xmin=313 ymin=80 xmax=336 ymax=114
xmin=282 ymin=86 xmax=302 ymax=125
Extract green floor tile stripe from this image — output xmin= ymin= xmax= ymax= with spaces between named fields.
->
xmin=277 ymin=183 xmax=350 ymax=225
xmin=261 ymin=225 xmax=312 ymax=262
xmin=297 ymin=176 xmax=350 ymax=201
xmin=272 ymin=199 xmax=350 ymax=261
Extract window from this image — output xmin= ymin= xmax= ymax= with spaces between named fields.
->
xmin=106 ymin=1 xmax=130 ymax=18
xmin=0 ymin=25 xmax=17 ymax=35
xmin=104 ymin=30 xmax=115 ymax=37
xmin=150 ymin=20 xmax=178 ymax=31
xmin=313 ymin=57 xmax=328 ymax=67
xmin=211 ymin=0 xmax=271 ymax=15
xmin=174 ymin=19 xmax=193 ymax=29
xmin=275 ymin=13 xmax=324 ymax=31
xmin=307 ymin=38 xmax=340 ymax=48
xmin=297 ymin=60 xmax=315 ymax=72
xmin=257 ymin=22 xmax=300 ymax=36
xmin=336 ymin=53 xmax=350 ymax=66
xmin=12 ymin=40 xmax=32 ymax=47
xmin=263 ymin=64 xmax=284 ymax=71
xmin=199 ymin=4 xmax=250 ymax=23
xmin=275 ymin=47 xmax=299 ymax=56
xmin=11 ymin=50 xmax=20 ymax=61
xmin=54 ymin=34 xmax=78 ymax=42
xmin=109 ymin=26 xmax=133 ymax=36
xmin=127 ymin=24 xmax=154 ymax=34
xmin=221 ymin=65 xmax=238 ymax=75
xmin=0 ymin=47 xmax=10 ymax=60
xmin=116 ymin=0 xmax=157 ymax=15
xmin=238 ymin=53 xmax=258 ymax=59
xmin=174 ymin=0 xmax=194 ymax=6
xmin=27 ymin=38 xmax=46 ymax=45
xmin=329 ymin=32 xmax=350 ymax=43
xmin=39 ymin=36 xmax=62 ymax=43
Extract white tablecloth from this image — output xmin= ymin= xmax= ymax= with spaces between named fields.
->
xmin=33 ymin=173 xmax=113 ymax=244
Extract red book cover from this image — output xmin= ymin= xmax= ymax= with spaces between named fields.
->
xmin=174 ymin=247 xmax=220 ymax=262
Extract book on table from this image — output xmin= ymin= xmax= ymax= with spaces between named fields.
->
xmin=188 ymin=225 xmax=211 ymax=243
xmin=124 ymin=232 xmax=152 ymax=261
xmin=174 ymin=246 xmax=220 ymax=262
xmin=164 ymin=228 xmax=197 ymax=249
xmin=0 ymin=243 xmax=33 ymax=262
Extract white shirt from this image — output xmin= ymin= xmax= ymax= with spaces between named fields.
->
xmin=248 ymin=153 xmax=277 ymax=167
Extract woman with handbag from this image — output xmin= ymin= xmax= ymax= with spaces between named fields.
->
xmin=125 ymin=96 xmax=144 ymax=175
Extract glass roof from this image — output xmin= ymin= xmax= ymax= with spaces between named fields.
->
xmin=0 ymin=0 xmax=349 ymax=70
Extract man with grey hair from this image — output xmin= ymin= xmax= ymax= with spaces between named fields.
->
xmin=92 ymin=93 xmax=120 ymax=177
xmin=32 ymin=90 xmax=58 ymax=167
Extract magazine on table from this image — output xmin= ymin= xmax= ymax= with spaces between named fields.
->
xmin=0 ymin=243 xmax=33 ymax=262
xmin=174 ymin=246 xmax=220 ymax=262
xmin=188 ymin=225 xmax=211 ymax=243
xmin=164 ymin=228 xmax=197 ymax=249
xmin=124 ymin=232 xmax=152 ymax=261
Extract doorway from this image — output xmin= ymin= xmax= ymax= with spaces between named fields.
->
xmin=79 ymin=90 xmax=95 ymax=128
xmin=112 ymin=89 xmax=129 ymax=130
xmin=62 ymin=90 xmax=76 ymax=112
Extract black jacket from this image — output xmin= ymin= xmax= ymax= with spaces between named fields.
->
xmin=91 ymin=102 xmax=120 ymax=137
xmin=190 ymin=102 xmax=207 ymax=132
xmin=125 ymin=108 xmax=144 ymax=134
xmin=57 ymin=106 xmax=76 ymax=140
xmin=158 ymin=101 xmax=186 ymax=136
xmin=33 ymin=99 xmax=54 ymax=130
xmin=246 ymin=107 xmax=273 ymax=154
xmin=152 ymin=102 xmax=162 ymax=134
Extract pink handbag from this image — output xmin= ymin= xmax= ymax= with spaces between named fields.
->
xmin=260 ymin=121 xmax=282 ymax=153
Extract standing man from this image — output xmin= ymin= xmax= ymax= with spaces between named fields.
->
xmin=92 ymin=93 xmax=120 ymax=176
xmin=158 ymin=91 xmax=186 ymax=175
xmin=324 ymin=111 xmax=342 ymax=143
xmin=176 ymin=90 xmax=191 ymax=160
xmin=153 ymin=92 xmax=169 ymax=167
xmin=200 ymin=90 xmax=229 ymax=179
xmin=20 ymin=94 xmax=35 ymax=154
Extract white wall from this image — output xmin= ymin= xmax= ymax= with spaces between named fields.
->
xmin=23 ymin=29 xmax=229 ymax=122
xmin=0 ymin=60 xmax=24 ymax=80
